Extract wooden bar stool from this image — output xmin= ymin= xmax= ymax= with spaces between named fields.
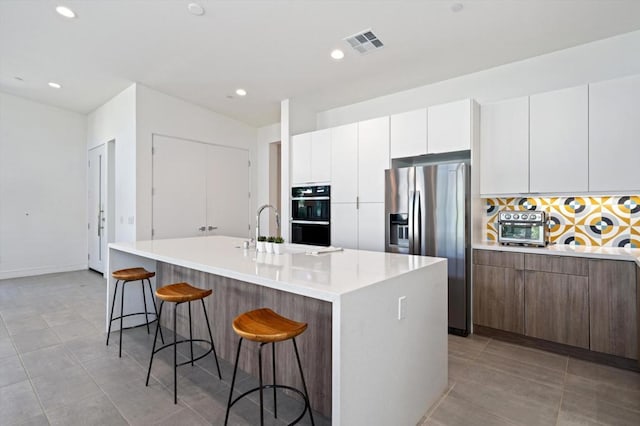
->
xmin=145 ymin=282 xmax=222 ymax=404
xmin=106 ymin=267 xmax=164 ymax=357
xmin=224 ymin=308 xmax=314 ymax=426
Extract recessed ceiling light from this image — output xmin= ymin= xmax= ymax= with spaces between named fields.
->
xmin=451 ymin=3 xmax=464 ymax=13
xmin=55 ymin=6 xmax=76 ymax=19
xmin=187 ymin=3 xmax=205 ymax=16
xmin=235 ymin=88 xmax=247 ymax=97
xmin=48 ymin=82 xmax=62 ymax=89
xmin=330 ymin=49 xmax=345 ymax=60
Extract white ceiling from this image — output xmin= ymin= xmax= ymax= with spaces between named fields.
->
xmin=2 ymin=0 xmax=640 ymax=127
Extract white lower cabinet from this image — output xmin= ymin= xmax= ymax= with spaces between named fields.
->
xmin=331 ymin=202 xmax=384 ymax=251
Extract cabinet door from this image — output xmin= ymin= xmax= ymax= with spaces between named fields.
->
xmin=589 ymin=74 xmax=640 ymax=192
xmin=480 ymin=97 xmax=529 ymax=195
xmin=357 ymin=203 xmax=385 ymax=252
xmin=311 ymin=128 xmax=331 ymax=183
xmin=472 ymin=264 xmax=524 ymax=333
xmin=524 ymin=271 xmax=589 ymax=348
xmin=589 ymin=260 xmax=637 ymax=359
xmin=152 ymin=136 xmax=207 ymax=239
xmin=390 ymin=108 xmax=427 ymax=159
xmin=427 ymin=99 xmax=471 ymax=154
xmin=358 ymin=117 xmax=389 ymax=203
xmin=331 ymin=203 xmax=358 ymax=250
xmin=331 ymin=123 xmax=358 ymax=203
xmin=529 ymin=85 xmax=588 ymax=193
xmin=291 ymin=132 xmax=312 ymax=184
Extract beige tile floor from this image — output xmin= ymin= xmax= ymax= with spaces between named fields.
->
xmin=1 ymin=270 xmax=639 ymax=425
xmin=421 ymin=334 xmax=640 ymax=426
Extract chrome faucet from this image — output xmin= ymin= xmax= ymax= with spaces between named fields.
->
xmin=256 ymin=204 xmax=280 ymax=241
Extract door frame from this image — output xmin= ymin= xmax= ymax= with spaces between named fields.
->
xmin=87 ymin=140 xmax=115 ymax=276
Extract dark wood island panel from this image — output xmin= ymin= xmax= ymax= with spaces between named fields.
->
xmin=156 ymin=262 xmax=333 ymax=416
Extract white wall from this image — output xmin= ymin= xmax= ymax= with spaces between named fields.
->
xmin=87 ymin=84 xmax=137 ymax=243
xmin=256 ymin=123 xmax=281 ymax=236
xmin=135 ymin=85 xmax=258 ymax=240
xmin=317 ymin=29 xmax=640 ymax=128
xmin=0 ymin=92 xmax=87 ymax=278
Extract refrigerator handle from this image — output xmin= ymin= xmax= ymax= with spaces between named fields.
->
xmin=408 ymin=190 xmax=415 ymax=254
xmin=413 ymin=190 xmax=421 ymax=254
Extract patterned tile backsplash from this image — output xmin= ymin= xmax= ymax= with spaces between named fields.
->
xmin=485 ymin=196 xmax=640 ymax=248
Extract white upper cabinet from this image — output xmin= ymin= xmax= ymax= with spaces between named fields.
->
xmin=291 ymin=128 xmax=331 ymax=185
xmin=529 ymin=85 xmax=588 ymax=193
xmin=358 ymin=116 xmax=390 ymax=203
xmin=480 ymin=97 xmax=530 ymax=195
xmin=310 ymin=128 xmax=331 ymax=183
xmin=390 ymin=108 xmax=427 ymax=159
xmin=290 ymin=132 xmax=312 ymax=184
xmin=589 ymin=74 xmax=640 ymax=192
xmin=427 ymin=99 xmax=473 ymax=154
xmin=331 ymin=123 xmax=359 ymax=203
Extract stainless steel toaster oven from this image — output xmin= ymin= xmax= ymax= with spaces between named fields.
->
xmin=498 ymin=210 xmax=548 ymax=247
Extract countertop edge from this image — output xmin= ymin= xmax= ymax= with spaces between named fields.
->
xmin=473 ymin=242 xmax=640 ymax=267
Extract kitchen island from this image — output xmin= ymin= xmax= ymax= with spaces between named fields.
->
xmin=108 ymin=235 xmax=447 ymax=425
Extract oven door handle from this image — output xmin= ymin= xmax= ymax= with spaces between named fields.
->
xmin=291 ymin=196 xmax=330 ymax=201
xmin=290 ymin=220 xmax=330 ymax=225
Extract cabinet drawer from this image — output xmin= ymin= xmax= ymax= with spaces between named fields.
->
xmin=473 ymin=249 xmax=523 ymax=269
xmin=524 ymin=253 xmax=588 ymax=276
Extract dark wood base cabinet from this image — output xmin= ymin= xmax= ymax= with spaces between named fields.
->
xmin=589 ymin=259 xmax=638 ymax=359
xmin=473 ymin=249 xmax=639 ymax=363
xmin=524 ymin=270 xmax=589 ymax=348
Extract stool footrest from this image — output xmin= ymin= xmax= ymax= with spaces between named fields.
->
xmin=108 ymin=311 xmax=159 ymax=324
xmin=151 ymin=338 xmax=214 ymax=367
xmin=229 ymin=384 xmax=311 ymax=425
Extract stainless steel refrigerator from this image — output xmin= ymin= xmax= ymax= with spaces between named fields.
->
xmin=385 ymin=162 xmax=470 ymax=336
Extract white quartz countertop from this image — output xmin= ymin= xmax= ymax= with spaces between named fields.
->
xmin=474 ymin=241 xmax=640 ymax=266
xmin=110 ymin=236 xmax=445 ymax=302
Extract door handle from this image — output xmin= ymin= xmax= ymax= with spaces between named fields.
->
xmin=207 ymin=226 xmax=218 ymax=231
xmin=198 ymin=226 xmax=206 ymax=231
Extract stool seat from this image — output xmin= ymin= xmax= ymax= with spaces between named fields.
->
xmin=233 ymin=308 xmax=307 ymax=343
xmin=112 ymin=267 xmax=155 ymax=281
xmin=155 ymin=283 xmax=212 ymax=303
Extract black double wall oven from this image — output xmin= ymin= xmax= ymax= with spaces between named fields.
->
xmin=290 ymin=185 xmax=330 ymax=246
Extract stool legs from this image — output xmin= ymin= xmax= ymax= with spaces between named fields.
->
xmin=224 ymin=337 xmax=314 ymax=426
xmin=272 ymin=342 xmax=277 ymax=419
xmin=107 ymin=279 xmax=164 ymax=358
xmin=201 ymin=299 xmax=222 ymax=379
xmin=145 ymin=300 xmax=164 ymax=387
xmin=146 ymin=298 xmax=221 ymax=405
xmin=105 ymin=280 xmax=120 ymax=348
xmin=173 ymin=302 xmax=178 ymax=404
xmin=293 ymin=337 xmax=315 ymax=426
xmin=224 ymin=337 xmax=244 ymax=426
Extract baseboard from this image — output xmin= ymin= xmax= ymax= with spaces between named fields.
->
xmin=474 ymin=324 xmax=640 ymax=373
xmin=0 ymin=263 xmax=88 ymax=280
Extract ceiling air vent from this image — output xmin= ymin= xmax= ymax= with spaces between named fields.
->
xmin=344 ymin=29 xmax=384 ymax=55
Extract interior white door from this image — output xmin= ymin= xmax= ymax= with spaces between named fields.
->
xmin=206 ymin=145 xmax=250 ymax=238
xmin=152 ymin=135 xmax=207 ymax=239
xmin=88 ymin=145 xmax=106 ymax=272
